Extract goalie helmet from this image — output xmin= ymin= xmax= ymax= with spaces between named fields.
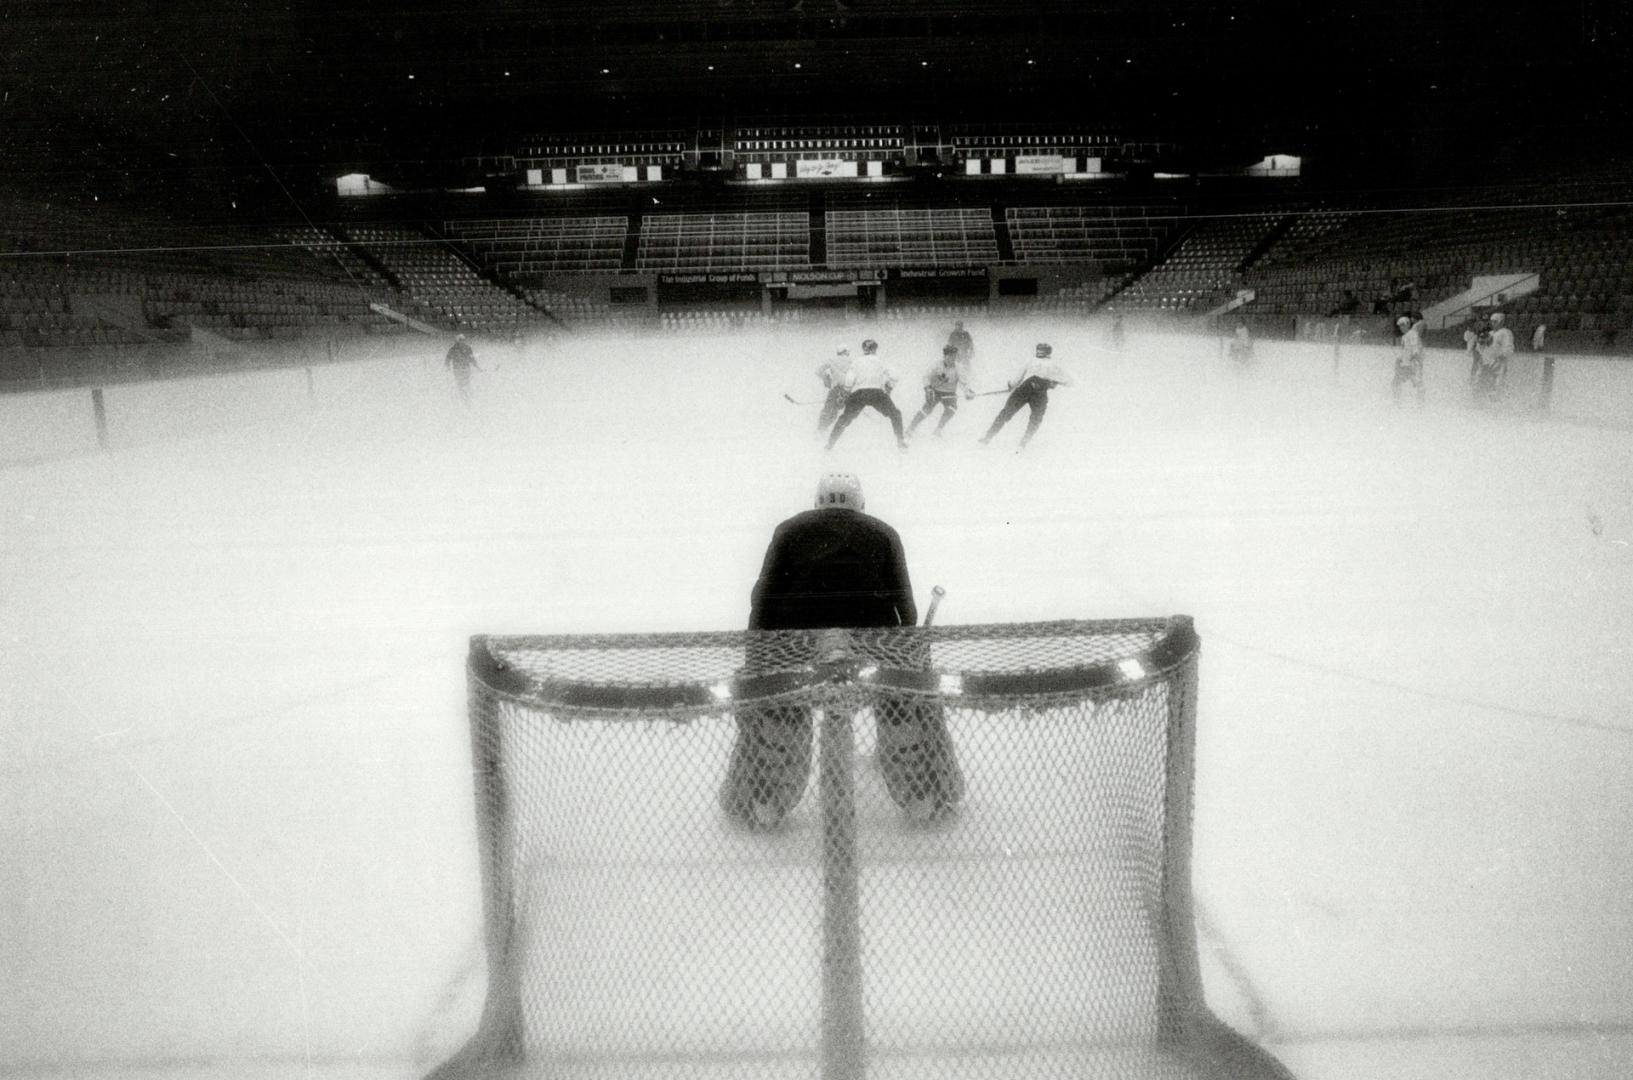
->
xmin=815 ymin=472 xmax=865 ymax=511
xmin=1035 ymin=342 xmax=1052 ymax=357
xmin=861 ymin=338 xmax=878 ymax=354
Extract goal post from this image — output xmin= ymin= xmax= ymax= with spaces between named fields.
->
xmin=428 ymin=617 xmax=1295 ymax=1080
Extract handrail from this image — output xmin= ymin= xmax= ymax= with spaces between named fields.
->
xmin=1441 ymin=271 xmax=1539 ymax=323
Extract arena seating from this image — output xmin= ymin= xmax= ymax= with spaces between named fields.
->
xmin=826 ymin=207 xmax=997 ymax=268
xmin=636 ymin=212 xmax=811 ymax=271
xmin=0 ymin=197 xmax=406 ymax=353
xmin=1005 ymin=206 xmax=1179 ymax=271
xmin=444 ymin=217 xmax=629 ymax=274
xmin=733 ymin=124 xmax=905 ymax=165
xmin=341 ymin=223 xmax=555 ymax=337
xmin=7 ymin=170 xmax=1631 ymax=358
xmin=1241 ymin=191 xmax=1633 ymax=342
xmin=1111 ymin=213 xmax=1282 ymax=313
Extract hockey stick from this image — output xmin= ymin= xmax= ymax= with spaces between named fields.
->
xmin=783 ymin=393 xmax=821 ymax=405
xmin=972 ymin=388 xmax=1011 ymax=397
xmin=923 ymin=585 xmax=946 ymax=626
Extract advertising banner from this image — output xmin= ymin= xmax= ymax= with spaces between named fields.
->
xmin=1015 ymin=155 xmax=1065 ymax=175
xmin=795 ymin=159 xmax=851 ymax=178
xmin=576 ymin=163 xmax=626 ymax=184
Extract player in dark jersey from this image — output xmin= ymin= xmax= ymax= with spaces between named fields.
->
xmin=908 ymin=344 xmax=975 ymax=438
xmin=721 ymin=473 xmax=964 ymax=827
xmin=947 ymin=320 xmax=975 ymax=369
xmin=444 ymin=333 xmax=481 ymax=403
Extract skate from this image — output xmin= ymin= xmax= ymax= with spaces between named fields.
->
xmin=719 ymin=705 xmax=814 ymax=828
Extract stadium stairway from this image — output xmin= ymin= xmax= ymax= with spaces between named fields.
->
xmin=991 ymin=203 xmax=1015 ymax=262
xmin=1241 ymin=214 xmax=1296 ymax=271
xmin=809 ymin=190 xmax=827 ymax=266
xmin=621 ymin=213 xmax=642 ymax=271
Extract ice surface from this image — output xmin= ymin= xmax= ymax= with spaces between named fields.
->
xmin=2 ymin=320 xmax=1631 ymax=1079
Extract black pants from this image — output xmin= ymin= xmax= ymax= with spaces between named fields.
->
xmin=908 ymin=388 xmax=959 ymax=435
xmin=450 ymin=365 xmax=473 ymax=402
xmin=826 ymin=388 xmax=906 ymax=449
xmin=981 ymin=378 xmax=1050 ymax=446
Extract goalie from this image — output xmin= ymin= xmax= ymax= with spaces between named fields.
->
xmin=720 ymin=473 xmax=964 ymax=827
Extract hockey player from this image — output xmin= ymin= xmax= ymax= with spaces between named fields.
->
xmin=1485 ymin=311 xmax=1515 ymax=399
xmin=979 ymin=342 xmax=1072 ymax=450
xmin=720 ymin=473 xmax=964 ymax=827
xmin=825 ymin=338 xmax=908 ymax=451
xmin=947 ymin=320 xmax=975 ymax=369
xmin=444 ymin=333 xmax=481 ymax=403
xmin=1464 ymin=314 xmax=1489 ymax=396
xmin=907 ymin=343 xmax=976 ymax=438
xmin=1392 ymin=314 xmax=1426 ymax=405
xmin=1227 ymin=321 xmax=1254 ymax=366
xmin=814 ymin=346 xmax=853 ymax=434
xmin=1469 ymin=317 xmax=1505 ymax=403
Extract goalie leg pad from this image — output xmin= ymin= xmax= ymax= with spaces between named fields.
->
xmin=873 ymin=695 xmax=965 ymax=821
xmin=720 ymin=703 xmax=814 ymax=827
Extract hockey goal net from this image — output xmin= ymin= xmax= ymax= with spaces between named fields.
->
xmin=428 ymin=617 xmax=1292 ymax=1080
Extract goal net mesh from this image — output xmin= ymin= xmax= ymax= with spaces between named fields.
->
xmin=428 ymin=617 xmax=1292 ymax=1080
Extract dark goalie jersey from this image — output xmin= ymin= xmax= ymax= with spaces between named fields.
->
xmin=749 ymin=507 xmax=917 ymax=630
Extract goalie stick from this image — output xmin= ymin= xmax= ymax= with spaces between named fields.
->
xmin=923 ymin=585 xmax=946 ymax=626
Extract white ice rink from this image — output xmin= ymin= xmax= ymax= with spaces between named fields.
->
xmin=3 ymin=319 xmax=1631 ymax=1079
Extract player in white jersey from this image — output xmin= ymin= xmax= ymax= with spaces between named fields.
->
xmin=825 ymin=339 xmax=909 ymax=451
xmin=1227 ymin=321 xmax=1254 ymax=366
xmin=1392 ymin=315 xmax=1426 ymax=405
xmin=1484 ymin=311 xmax=1515 ymax=399
xmin=907 ymin=343 xmax=975 ymax=438
xmin=814 ymin=347 xmax=853 ymax=434
xmin=979 ymin=342 xmax=1072 ymax=450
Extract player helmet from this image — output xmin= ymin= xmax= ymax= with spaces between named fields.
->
xmin=1489 ymin=311 xmax=1505 ymax=324
xmin=861 ymin=339 xmax=878 ymax=354
xmin=1035 ymin=342 xmax=1052 ymax=357
xmin=943 ymin=343 xmax=959 ymax=357
xmin=1397 ymin=316 xmax=1412 ymax=329
xmin=815 ymin=472 xmax=864 ymax=511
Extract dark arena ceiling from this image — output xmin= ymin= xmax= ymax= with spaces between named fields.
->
xmin=0 ymin=0 xmax=1628 ymax=199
